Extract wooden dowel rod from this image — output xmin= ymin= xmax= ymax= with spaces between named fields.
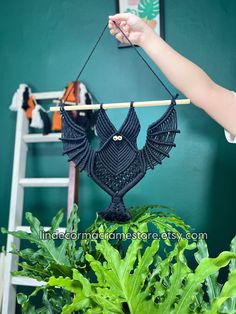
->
xmin=50 ymin=99 xmax=191 ymax=112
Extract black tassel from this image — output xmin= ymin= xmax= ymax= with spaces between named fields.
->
xmin=39 ymin=109 xmax=52 ymax=135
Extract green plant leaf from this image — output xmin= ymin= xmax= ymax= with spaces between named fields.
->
xmin=96 ymin=239 xmax=142 ymax=297
xmin=175 ymin=251 xmax=236 ymax=313
xmin=49 ymin=208 xmax=64 ymax=233
xmin=157 ymin=239 xmax=193 ymax=313
xmin=207 ymin=270 xmax=236 ymax=314
xmin=127 ymin=240 xmax=160 ymax=311
xmin=3 ymin=204 xmax=236 ymax=314
xmin=229 ymin=235 xmax=236 ymax=273
xmin=87 ymin=238 xmax=161 ymax=313
xmin=16 ymin=287 xmax=44 ymax=313
xmin=138 ymin=0 xmax=159 ymax=20
xmin=48 ymin=269 xmax=92 ymax=314
xmin=195 ymin=239 xmax=222 ymax=303
xmin=216 ymin=236 xmax=236 ymax=314
xmin=88 ymin=205 xmax=191 ymax=247
xmin=125 ymin=8 xmax=137 ymax=15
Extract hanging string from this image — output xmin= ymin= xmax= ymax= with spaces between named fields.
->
xmin=63 ymin=24 xmax=108 ymax=103
xmin=63 ymin=21 xmax=178 ymax=103
xmin=113 ymin=21 xmax=176 ymax=100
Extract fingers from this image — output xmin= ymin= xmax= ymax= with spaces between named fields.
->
xmin=110 ymin=28 xmax=119 ymax=36
xmin=109 ymin=13 xmax=140 ymax=27
xmin=109 ymin=28 xmax=125 ymax=43
xmin=109 ymin=18 xmax=130 ymax=42
xmin=109 ymin=20 xmax=130 ymax=33
xmin=116 ymin=32 xmax=125 ymax=43
xmin=108 ymin=14 xmax=132 ymax=44
xmin=109 ymin=27 xmax=129 ymax=44
xmin=108 ymin=19 xmax=118 ymax=32
xmin=121 ymin=21 xmax=130 ymax=34
xmin=109 ymin=13 xmax=131 ymax=23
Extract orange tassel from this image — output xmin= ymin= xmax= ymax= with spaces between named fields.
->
xmin=25 ymin=96 xmax=35 ymax=119
xmin=62 ymin=82 xmax=76 ymax=102
xmin=62 ymin=81 xmax=81 ymax=103
xmin=52 ymin=111 xmax=62 ymax=131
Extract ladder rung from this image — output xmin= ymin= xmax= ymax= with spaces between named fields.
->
xmin=32 ymin=91 xmax=64 ymax=100
xmin=11 ymin=276 xmax=46 ymax=287
xmin=23 ymin=133 xmax=61 ymax=143
xmin=19 ymin=178 xmax=69 ymax=187
xmin=15 ymin=226 xmax=66 ymax=233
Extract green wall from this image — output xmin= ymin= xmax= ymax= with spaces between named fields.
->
xmin=1 ymin=0 xmax=236 ymax=269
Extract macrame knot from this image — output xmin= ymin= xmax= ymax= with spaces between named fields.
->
xmin=113 ymin=195 xmax=122 ymax=203
xmin=171 ymin=93 xmax=179 ymax=105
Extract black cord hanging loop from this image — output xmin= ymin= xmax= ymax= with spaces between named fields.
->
xmin=64 ymin=20 xmax=178 ymax=104
xmin=65 ymin=24 xmax=108 ymax=102
xmin=113 ymin=21 xmax=175 ymax=99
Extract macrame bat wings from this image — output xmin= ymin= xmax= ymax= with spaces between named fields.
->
xmin=58 ymin=21 xmax=181 ymax=222
xmin=60 ymin=100 xmax=179 ymax=222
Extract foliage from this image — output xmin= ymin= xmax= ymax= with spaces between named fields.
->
xmin=125 ymin=8 xmax=138 ymax=15
xmin=124 ymin=0 xmax=160 ymax=21
xmin=1 ymin=205 xmax=236 ymax=313
xmin=138 ymin=0 xmax=160 ymax=20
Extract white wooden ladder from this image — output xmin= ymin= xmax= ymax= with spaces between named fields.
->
xmin=1 ymin=91 xmax=79 ymax=314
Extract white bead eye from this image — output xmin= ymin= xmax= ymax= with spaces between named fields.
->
xmin=117 ymin=135 xmax=123 ymax=141
xmin=113 ymin=135 xmax=118 ymax=141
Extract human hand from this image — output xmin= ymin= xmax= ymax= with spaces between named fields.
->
xmin=108 ymin=13 xmax=154 ymax=47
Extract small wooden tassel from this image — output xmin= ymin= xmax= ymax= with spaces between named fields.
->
xmin=52 ymin=111 xmax=62 ymax=131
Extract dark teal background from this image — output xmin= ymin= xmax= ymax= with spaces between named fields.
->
xmin=0 ymin=0 xmax=236 ymax=274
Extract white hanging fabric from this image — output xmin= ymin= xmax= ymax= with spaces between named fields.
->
xmin=30 ymin=104 xmax=44 ymax=129
xmin=9 ymin=84 xmax=31 ymax=111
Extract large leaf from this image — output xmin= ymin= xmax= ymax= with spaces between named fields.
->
xmin=48 ymin=269 xmax=93 ymax=314
xmin=175 ymin=252 xmax=236 ymax=313
xmin=86 ymin=204 xmax=190 ymax=247
xmin=2 ymin=204 xmax=236 ymax=313
xmin=157 ymin=240 xmax=194 ymax=313
xmin=1 ymin=205 xmax=81 ymax=278
xmin=207 ymin=270 xmax=236 ymax=314
xmin=138 ymin=0 xmax=159 ymax=20
xmin=218 ymin=236 xmax=236 ymax=314
xmin=86 ymin=238 xmax=160 ymax=313
xmin=229 ymin=235 xmax=236 ymax=273
xmin=126 ymin=240 xmax=160 ymax=311
xmin=195 ymin=239 xmax=222 ymax=303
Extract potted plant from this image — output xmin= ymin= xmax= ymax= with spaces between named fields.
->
xmin=2 ymin=204 xmax=236 ymax=313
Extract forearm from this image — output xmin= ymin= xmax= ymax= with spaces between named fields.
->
xmin=140 ymin=31 xmax=236 ymax=135
xmin=140 ymin=31 xmax=216 ymax=107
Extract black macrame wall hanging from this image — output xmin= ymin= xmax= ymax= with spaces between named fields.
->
xmin=60 ymin=22 xmax=180 ymax=222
